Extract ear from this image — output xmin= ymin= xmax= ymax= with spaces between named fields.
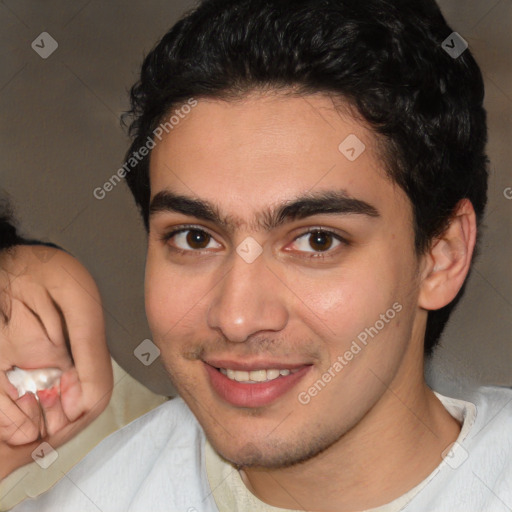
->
xmin=418 ymin=199 xmax=477 ymax=311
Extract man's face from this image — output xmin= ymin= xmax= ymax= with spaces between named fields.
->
xmin=146 ymin=92 xmax=424 ymax=468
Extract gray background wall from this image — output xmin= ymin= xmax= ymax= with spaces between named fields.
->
xmin=0 ymin=0 xmax=510 ymax=397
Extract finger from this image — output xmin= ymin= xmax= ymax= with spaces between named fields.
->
xmin=1 ymin=245 xmax=70 ymax=368
xmin=18 ymin=280 xmax=67 ymax=352
xmin=37 ymin=386 xmax=68 ymax=436
xmin=49 ymin=253 xmax=113 ymax=420
xmin=0 ymin=372 xmax=39 ymax=444
xmin=0 ymin=370 xmax=19 ymax=401
xmin=2 ymin=297 xmax=72 ymax=371
xmin=0 ymin=392 xmax=41 ymax=445
xmin=59 ymin=367 xmax=84 ymax=422
xmin=16 ymin=393 xmax=44 ymax=441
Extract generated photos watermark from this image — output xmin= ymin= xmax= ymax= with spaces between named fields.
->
xmin=93 ymin=98 xmax=198 ymax=200
xmin=298 ymin=301 xmax=403 ymax=405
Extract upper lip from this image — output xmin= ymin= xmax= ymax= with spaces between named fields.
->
xmin=204 ymin=359 xmax=311 ymax=372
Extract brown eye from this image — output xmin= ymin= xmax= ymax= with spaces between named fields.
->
xmin=290 ymin=229 xmax=344 ymax=256
xmin=165 ymin=228 xmax=222 ymax=252
xmin=308 ymin=231 xmax=334 ymax=252
xmin=186 ymin=229 xmax=211 ymax=249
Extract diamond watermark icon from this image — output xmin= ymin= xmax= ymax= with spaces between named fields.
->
xmin=134 ymin=339 xmax=161 ymax=366
xmin=32 ymin=442 xmax=58 ymax=469
xmin=31 ymin=243 xmax=56 ymax=263
xmin=441 ymin=32 xmax=468 ymax=59
xmin=338 ymin=134 xmax=366 ymax=162
xmin=442 ymin=441 xmax=469 ymax=469
xmin=236 ymin=237 xmax=263 ymax=263
xmin=31 ymin=32 xmax=59 ymax=59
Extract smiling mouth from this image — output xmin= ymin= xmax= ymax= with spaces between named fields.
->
xmin=217 ymin=367 xmax=302 ymax=383
xmin=204 ymin=363 xmax=312 ymax=407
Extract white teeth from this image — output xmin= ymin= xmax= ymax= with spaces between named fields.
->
xmin=266 ymin=369 xmax=280 ymax=380
xmin=220 ymin=367 xmax=300 ymax=383
xmin=249 ymin=370 xmax=267 ymax=382
xmin=234 ymin=371 xmax=249 ymax=382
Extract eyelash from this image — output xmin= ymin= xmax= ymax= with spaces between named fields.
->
xmin=160 ymin=224 xmax=348 ymax=260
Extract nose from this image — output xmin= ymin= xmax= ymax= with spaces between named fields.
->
xmin=207 ymin=249 xmax=288 ymax=343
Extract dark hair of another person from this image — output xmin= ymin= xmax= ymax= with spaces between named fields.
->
xmin=0 ymin=202 xmax=23 ymax=252
xmin=122 ymin=0 xmax=489 ymax=355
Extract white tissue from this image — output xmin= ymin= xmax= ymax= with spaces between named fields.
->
xmin=6 ymin=367 xmax=62 ymax=398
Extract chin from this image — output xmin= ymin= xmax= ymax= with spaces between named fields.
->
xmin=210 ymin=430 xmax=341 ymax=470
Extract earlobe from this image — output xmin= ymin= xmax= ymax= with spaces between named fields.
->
xmin=418 ymin=199 xmax=477 ymax=311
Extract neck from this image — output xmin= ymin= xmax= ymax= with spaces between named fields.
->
xmin=240 ymin=342 xmax=461 ymax=511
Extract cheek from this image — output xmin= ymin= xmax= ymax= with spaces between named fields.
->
xmin=288 ymin=262 xmax=400 ymax=337
xmin=145 ymin=251 xmax=186 ymax=335
xmin=287 ymin=247 xmax=416 ymax=366
xmin=144 ymin=250 xmax=216 ymax=339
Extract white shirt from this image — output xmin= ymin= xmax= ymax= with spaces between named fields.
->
xmin=10 ymin=386 xmax=512 ymax=512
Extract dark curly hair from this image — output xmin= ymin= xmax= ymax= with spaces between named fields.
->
xmin=0 ymin=201 xmax=22 ymax=252
xmin=122 ymin=0 xmax=489 ymax=355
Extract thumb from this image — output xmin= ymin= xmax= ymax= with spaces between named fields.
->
xmin=60 ymin=368 xmax=84 ymax=422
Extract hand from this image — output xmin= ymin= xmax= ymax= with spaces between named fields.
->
xmin=0 ymin=245 xmax=113 ymax=478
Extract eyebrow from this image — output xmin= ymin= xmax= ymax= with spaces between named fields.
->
xmin=149 ymin=189 xmax=380 ymax=233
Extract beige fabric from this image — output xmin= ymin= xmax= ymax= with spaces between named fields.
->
xmin=0 ymin=359 xmax=168 ymax=511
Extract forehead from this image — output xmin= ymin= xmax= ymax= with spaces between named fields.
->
xmin=148 ymin=93 xmax=408 ymax=227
